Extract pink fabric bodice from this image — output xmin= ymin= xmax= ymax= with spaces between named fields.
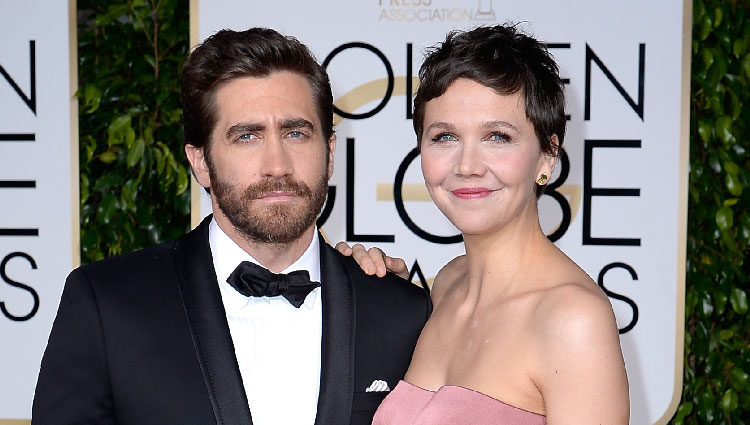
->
xmin=371 ymin=380 xmax=547 ymax=425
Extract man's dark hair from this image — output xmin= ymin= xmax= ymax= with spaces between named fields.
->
xmin=180 ymin=28 xmax=334 ymax=155
xmin=413 ymin=25 xmax=566 ymax=188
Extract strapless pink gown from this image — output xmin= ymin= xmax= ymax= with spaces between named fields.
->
xmin=372 ymin=380 xmax=546 ymax=425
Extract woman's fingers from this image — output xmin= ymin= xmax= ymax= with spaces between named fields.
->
xmin=385 ymin=256 xmax=409 ymax=280
xmin=334 ymin=241 xmax=409 ymax=279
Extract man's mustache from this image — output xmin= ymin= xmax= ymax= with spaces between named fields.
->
xmin=244 ymin=177 xmax=313 ymax=199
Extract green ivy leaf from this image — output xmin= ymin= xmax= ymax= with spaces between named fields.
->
xmin=721 ymin=229 xmax=739 ymax=253
xmin=94 ymin=4 xmax=129 ymax=27
xmin=83 ymin=83 xmax=101 ymax=113
xmin=723 ymin=160 xmax=740 ymax=175
xmin=700 ymin=292 xmax=714 ymax=317
xmin=80 ymin=174 xmax=90 ymax=205
xmin=743 ymin=53 xmax=750 ymax=78
xmin=176 ymin=166 xmax=189 ymax=195
xmin=155 ymin=148 xmax=165 ymax=174
xmin=715 ymin=290 xmax=728 ymax=315
xmin=694 ymin=0 xmax=706 ymax=23
xmin=673 ymin=401 xmax=693 ymax=424
xmin=699 ymin=12 xmax=713 ymax=41
xmin=99 ymin=152 xmax=118 ymax=163
xmin=726 ymin=173 xmax=742 ymax=196
xmin=98 ymin=193 xmax=118 ymax=225
xmin=127 ymin=137 xmax=146 ymax=167
xmin=709 ymin=90 xmax=724 ymax=115
xmin=107 ymin=115 xmax=132 ymax=146
xmin=733 ymin=38 xmax=745 ymax=58
xmin=121 ymin=179 xmax=136 ymax=213
xmin=723 ymin=198 xmax=739 ymax=206
xmin=741 ymin=214 xmax=750 ymax=240
xmin=698 ymin=392 xmax=716 ymax=422
xmin=80 ymin=229 xmax=98 ymax=255
xmin=713 ymin=7 xmax=723 ymax=28
xmin=144 ymin=54 xmax=156 ymax=70
xmin=708 ymin=152 xmax=722 ymax=173
xmin=702 ymin=48 xmax=714 ymax=70
xmin=125 ymin=128 xmax=136 ymax=149
xmin=729 ymin=89 xmax=742 ymax=119
xmin=715 ymin=115 xmax=736 ymax=145
xmin=716 ymin=206 xmax=733 ymax=230
xmin=731 ymin=367 xmax=749 ymax=390
xmin=730 ymin=288 xmax=748 ymax=314
xmin=698 ymin=118 xmax=714 ymax=142
xmin=720 ymin=389 xmax=738 ymax=412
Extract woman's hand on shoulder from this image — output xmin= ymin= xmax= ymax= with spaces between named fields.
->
xmin=534 ymin=283 xmax=629 ymax=425
xmin=334 ymin=241 xmax=409 ymax=279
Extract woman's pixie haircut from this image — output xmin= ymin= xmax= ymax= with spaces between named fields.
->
xmin=413 ymin=25 xmax=566 ymax=161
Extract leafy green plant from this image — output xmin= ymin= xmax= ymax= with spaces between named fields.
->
xmin=672 ymin=0 xmax=750 ymax=423
xmin=77 ymin=0 xmax=190 ymax=263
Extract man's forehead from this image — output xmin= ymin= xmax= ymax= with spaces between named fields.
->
xmin=213 ymin=73 xmax=320 ymax=127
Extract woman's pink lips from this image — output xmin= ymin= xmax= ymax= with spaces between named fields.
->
xmin=451 ymin=187 xmax=494 ymax=199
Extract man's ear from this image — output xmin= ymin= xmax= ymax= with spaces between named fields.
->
xmin=326 ymin=133 xmax=337 ymax=180
xmin=185 ymin=144 xmax=211 ymax=189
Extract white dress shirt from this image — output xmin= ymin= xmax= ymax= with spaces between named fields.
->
xmin=209 ymin=219 xmax=322 ymax=425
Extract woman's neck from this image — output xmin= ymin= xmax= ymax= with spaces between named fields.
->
xmin=459 ymin=204 xmax=552 ymax=306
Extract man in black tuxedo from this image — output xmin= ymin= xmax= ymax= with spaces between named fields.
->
xmin=32 ymin=28 xmax=430 ymax=425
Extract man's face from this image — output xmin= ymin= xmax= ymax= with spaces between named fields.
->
xmin=187 ymin=71 xmax=335 ymax=244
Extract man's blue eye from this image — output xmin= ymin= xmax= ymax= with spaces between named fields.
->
xmin=288 ymin=131 xmax=304 ymax=138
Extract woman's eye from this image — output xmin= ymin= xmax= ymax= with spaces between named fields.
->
xmin=487 ymin=132 xmax=511 ymax=143
xmin=431 ymin=133 xmax=457 ymax=142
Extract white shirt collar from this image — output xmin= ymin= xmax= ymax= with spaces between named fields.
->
xmin=208 ymin=217 xmax=321 ymax=310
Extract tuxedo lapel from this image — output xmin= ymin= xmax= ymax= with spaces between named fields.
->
xmin=174 ymin=216 xmax=253 ymax=425
xmin=314 ymin=234 xmax=356 ymax=425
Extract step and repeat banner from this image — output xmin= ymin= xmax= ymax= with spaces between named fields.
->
xmin=193 ymin=1 xmax=690 ymax=424
xmin=0 ymin=1 xmax=77 ymax=422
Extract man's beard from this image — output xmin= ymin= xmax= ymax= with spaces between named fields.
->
xmin=209 ymin=168 xmax=328 ymax=245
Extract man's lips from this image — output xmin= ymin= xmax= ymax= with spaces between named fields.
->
xmin=451 ymin=187 xmax=495 ymax=199
xmin=257 ymin=191 xmax=297 ymax=201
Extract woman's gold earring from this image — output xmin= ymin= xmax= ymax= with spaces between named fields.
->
xmin=537 ymin=174 xmax=548 ymax=185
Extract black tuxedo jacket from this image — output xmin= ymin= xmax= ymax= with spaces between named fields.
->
xmin=32 ymin=217 xmax=431 ymax=425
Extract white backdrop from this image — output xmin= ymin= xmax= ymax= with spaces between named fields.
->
xmin=194 ymin=1 xmax=690 ymax=424
xmin=0 ymin=0 xmax=77 ymax=422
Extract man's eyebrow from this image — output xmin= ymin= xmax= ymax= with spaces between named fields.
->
xmin=279 ymin=118 xmax=315 ymax=131
xmin=424 ymin=121 xmax=457 ymax=132
xmin=225 ymin=122 xmax=265 ymax=139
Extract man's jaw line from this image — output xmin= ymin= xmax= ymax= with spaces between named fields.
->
xmin=212 ymin=209 xmax=317 ymax=273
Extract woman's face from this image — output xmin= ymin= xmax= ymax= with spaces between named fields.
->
xmin=419 ymin=78 xmax=555 ymax=236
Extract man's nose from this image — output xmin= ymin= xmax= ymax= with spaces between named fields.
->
xmin=259 ymin=138 xmax=293 ymax=177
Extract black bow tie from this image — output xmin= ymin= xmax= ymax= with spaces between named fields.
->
xmin=226 ymin=261 xmax=320 ymax=308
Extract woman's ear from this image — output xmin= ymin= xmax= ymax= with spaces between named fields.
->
xmin=537 ymin=134 xmax=559 ymax=184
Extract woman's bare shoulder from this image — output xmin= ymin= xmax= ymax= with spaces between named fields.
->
xmin=429 ymin=255 xmax=467 ymax=308
xmin=532 ymin=256 xmax=616 ymax=339
xmin=528 ymin=265 xmax=629 ymax=423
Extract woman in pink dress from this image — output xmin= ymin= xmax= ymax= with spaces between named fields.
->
xmin=340 ymin=24 xmax=629 ymax=424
